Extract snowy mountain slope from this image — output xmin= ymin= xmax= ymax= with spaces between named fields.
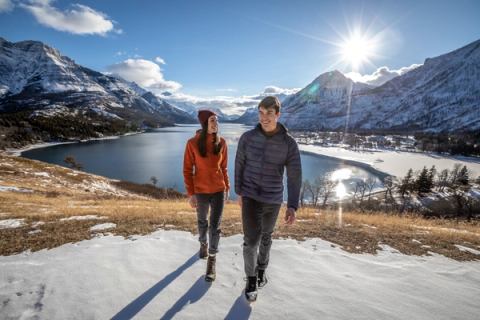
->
xmin=0 ymin=37 xmax=195 ymax=126
xmin=281 ymin=39 xmax=480 ymax=132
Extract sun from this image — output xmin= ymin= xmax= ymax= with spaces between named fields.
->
xmin=340 ymin=33 xmax=376 ymax=70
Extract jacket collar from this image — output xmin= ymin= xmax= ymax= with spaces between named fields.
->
xmin=255 ymin=122 xmax=288 ymax=137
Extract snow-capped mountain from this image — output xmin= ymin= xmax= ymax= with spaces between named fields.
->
xmin=159 ymin=94 xmax=238 ymax=122
xmin=232 ymin=90 xmax=296 ymax=125
xmin=281 ymin=39 xmax=480 ymax=132
xmin=231 ymin=107 xmax=258 ymax=125
xmin=0 ymin=37 xmax=195 ymax=127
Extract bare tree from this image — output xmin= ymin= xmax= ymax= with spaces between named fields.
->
xmin=365 ymin=176 xmax=377 ymax=201
xmin=64 ymin=156 xmax=83 ymax=171
xmin=354 ymin=180 xmax=368 ymax=205
xmin=383 ymin=176 xmax=395 ymax=203
xmin=303 ymin=179 xmax=319 ymax=207
xmin=318 ymin=174 xmax=337 ymax=207
xmin=300 ymin=180 xmax=309 ymax=207
xmin=150 ymin=176 xmax=158 ymax=186
xmin=313 ymin=175 xmax=337 ymax=207
xmin=436 ymin=169 xmax=449 ymax=192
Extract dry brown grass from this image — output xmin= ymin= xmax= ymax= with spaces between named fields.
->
xmin=1 ymin=152 xmax=480 ymax=260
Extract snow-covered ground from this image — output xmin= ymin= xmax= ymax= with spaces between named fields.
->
xmin=300 ymin=145 xmax=480 ymax=178
xmin=1 ymin=230 xmax=479 ymax=320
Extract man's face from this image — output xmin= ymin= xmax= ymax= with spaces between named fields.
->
xmin=258 ymin=106 xmax=280 ymax=133
xmin=207 ymin=115 xmax=218 ymax=134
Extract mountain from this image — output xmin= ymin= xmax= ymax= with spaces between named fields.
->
xmin=231 ymin=91 xmax=296 ymax=125
xmin=0 ymin=37 xmax=195 ymax=148
xmin=159 ymin=94 xmax=237 ymax=122
xmin=281 ymin=39 xmax=480 ymax=132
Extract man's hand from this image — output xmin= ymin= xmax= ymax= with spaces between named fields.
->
xmin=188 ymin=195 xmax=197 ymax=208
xmin=237 ymin=195 xmax=242 ymax=208
xmin=224 ymin=190 xmax=230 ymax=202
xmin=284 ymin=207 xmax=296 ymax=225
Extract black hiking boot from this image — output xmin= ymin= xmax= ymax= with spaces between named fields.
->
xmin=199 ymin=242 xmax=208 ymax=259
xmin=205 ymin=255 xmax=216 ymax=282
xmin=257 ymin=269 xmax=268 ymax=288
xmin=245 ymin=276 xmax=258 ymax=302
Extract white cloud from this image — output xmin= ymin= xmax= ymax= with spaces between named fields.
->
xmin=215 ymin=88 xmax=237 ymax=93
xmin=0 ymin=0 xmax=14 ymax=12
xmin=161 ymin=92 xmax=259 ymax=115
xmin=20 ymin=0 xmax=119 ymax=35
xmin=106 ymin=58 xmax=182 ymax=93
xmin=345 ymin=64 xmax=422 ymax=86
xmin=162 ymin=85 xmax=299 ymax=115
xmin=261 ymin=85 xmax=301 ymax=96
xmin=154 ymin=57 xmax=165 ymax=65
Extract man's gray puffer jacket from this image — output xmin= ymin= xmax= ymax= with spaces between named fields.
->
xmin=234 ymin=123 xmax=302 ymax=210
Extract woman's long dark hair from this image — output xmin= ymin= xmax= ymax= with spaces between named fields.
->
xmin=197 ymin=124 xmax=222 ymax=157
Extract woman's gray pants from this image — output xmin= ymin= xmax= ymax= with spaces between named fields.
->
xmin=196 ymin=192 xmax=225 ymax=254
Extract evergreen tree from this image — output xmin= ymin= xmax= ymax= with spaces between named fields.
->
xmin=399 ymin=169 xmax=413 ymax=198
xmin=458 ymin=166 xmax=469 ymax=186
xmin=415 ymin=166 xmax=432 ymax=195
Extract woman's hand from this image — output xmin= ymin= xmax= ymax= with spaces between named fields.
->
xmin=188 ymin=195 xmax=197 ymax=208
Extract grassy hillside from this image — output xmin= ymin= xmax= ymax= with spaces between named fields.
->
xmin=0 ymin=153 xmax=479 ymax=260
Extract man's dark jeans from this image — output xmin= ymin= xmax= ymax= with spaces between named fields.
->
xmin=241 ymin=196 xmax=281 ymax=277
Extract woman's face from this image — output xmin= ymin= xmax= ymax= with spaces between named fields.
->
xmin=207 ymin=115 xmax=218 ymax=134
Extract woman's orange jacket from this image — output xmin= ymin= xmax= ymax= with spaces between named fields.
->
xmin=183 ymin=131 xmax=230 ymax=196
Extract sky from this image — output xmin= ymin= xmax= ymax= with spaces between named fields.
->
xmin=1 ymin=0 xmax=480 ymax=111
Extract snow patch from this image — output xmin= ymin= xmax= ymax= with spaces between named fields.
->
xmin=0 ymin=219 xmax=26 ymax=229
xmin=0 ymin=185 xmax=32 ymax=193
xmin=454 ymin=245 xmax=480 ymax=255
xmin=60 ymin=215 xmax=107 ymax=221
xmin=33 ymin=172 xmax=50 ymax=177
xmin=90 ymin=223 xmax=116 ymax=231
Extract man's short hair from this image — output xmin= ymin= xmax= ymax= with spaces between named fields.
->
xmin=258 ymin=96 xmax=281 ymax=113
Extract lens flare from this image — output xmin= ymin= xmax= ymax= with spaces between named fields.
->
xmin=340 ymin=32 xmax=377 ymax=70
xmin=335 ymin=182 xmax=347 ymax=200
xmin=330 ymin=168 xmax=352 ymax=181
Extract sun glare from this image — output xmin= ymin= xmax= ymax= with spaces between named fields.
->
xmin=340 ymin=33 xmax=376 ymax=70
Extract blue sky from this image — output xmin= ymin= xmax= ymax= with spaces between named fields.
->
xmin=1 ymin=0 xmax=480 ymax=103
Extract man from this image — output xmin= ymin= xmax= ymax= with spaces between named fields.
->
xmin=235 ymin=96 xmax=302 ymax=302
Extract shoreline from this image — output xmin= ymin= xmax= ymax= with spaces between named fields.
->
xmin=300 ymin=149 xmax=391 ymax=182
xmin=5 ymin=128 xmax=479 ymax=184
xmin=299 ymin=144 xmax=480 ymax=179
xmin=3 ymin=130 xmax=145 ymax=156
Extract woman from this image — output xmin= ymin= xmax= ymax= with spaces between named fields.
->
xmin=183 ymin=109 xmax=229 ymax=282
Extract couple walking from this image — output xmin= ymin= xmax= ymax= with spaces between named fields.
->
xmin=182 ymin=96 xmax=302 ymax=302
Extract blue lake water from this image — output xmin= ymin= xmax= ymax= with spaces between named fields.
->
xmin=22 ymin=124 xmax=383 ymax=200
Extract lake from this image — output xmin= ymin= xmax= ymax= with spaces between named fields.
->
xmin=22 ymin=124 xmax=383 ymax=200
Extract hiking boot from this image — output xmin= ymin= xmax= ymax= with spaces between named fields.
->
xmin=257 ymin=269 xmax=268 ymax=288
xmin=245 ymin=276 xmax=258 ymax=302
xmin=205 ymin=255 xmax=216 ymax=282
xmin=199 ymin=242 xmax=208 ymax=259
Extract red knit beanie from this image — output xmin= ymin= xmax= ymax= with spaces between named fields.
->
xmin=197 ymin=109 xmax=217 ymax=127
